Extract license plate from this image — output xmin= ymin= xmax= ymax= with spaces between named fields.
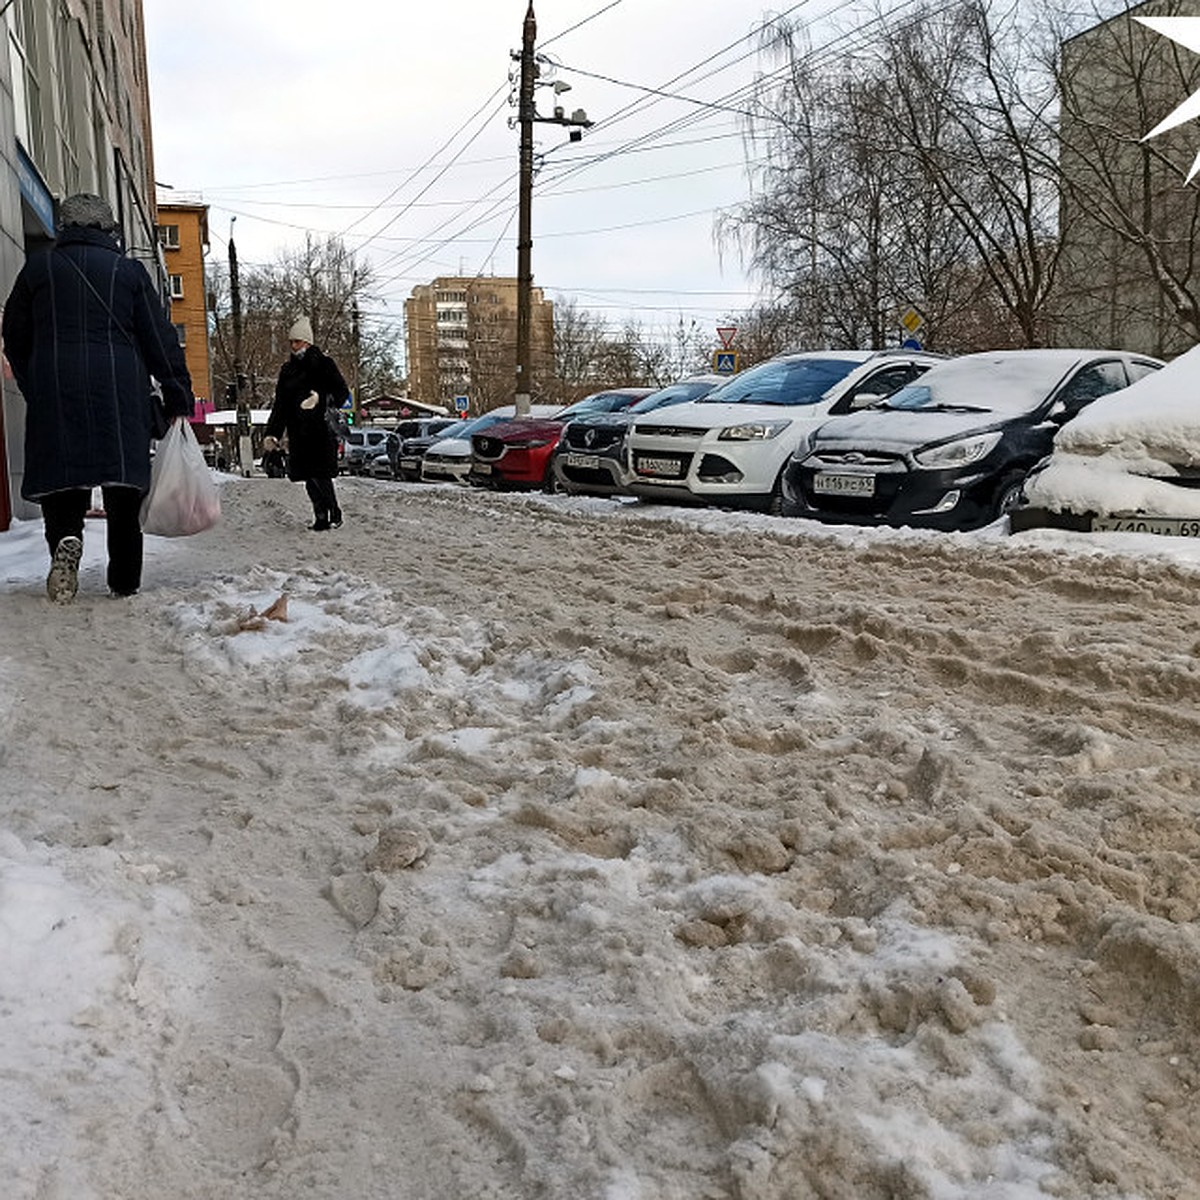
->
xmin=565 ymin=453 xmax=600 ymax=469
xmin=636 ymin=456 xmax=684 ymax=478
xmin=473 ymin=463 xmax=492 ymax=475
xmin=1092 ymin=515 xmax=1200 ymax=536
xmin=399 ymin=457 xmax=419 ymax=470
xmin=813 ymin=472 xmax=875 ymax=496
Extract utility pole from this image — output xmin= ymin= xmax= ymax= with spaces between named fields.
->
xmin=229 ymin=218 xmax=252 ymax=476
xmin=513 ymin=1 xmax=590 ymax=418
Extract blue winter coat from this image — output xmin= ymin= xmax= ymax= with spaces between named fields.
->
xmin=2 ymin=225 xmax=194 ymax=500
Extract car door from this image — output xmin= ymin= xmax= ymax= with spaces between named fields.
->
xmin=1011 ymin=359 xmax=1132 ymax=467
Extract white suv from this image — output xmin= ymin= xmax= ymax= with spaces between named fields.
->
xmin=342 ymin=427 xmax=391 ymax=475
xmin=625 ymin=350 xmax=944 ymax=512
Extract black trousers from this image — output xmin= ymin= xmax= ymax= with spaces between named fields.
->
xmin=304 ymin=477 xmax=340 ymax=522
xmin=41 ymin=485 xmax=145 ymax=595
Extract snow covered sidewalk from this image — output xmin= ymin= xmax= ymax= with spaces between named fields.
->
xmin=2 ymin=475 xmax=1199 ymax=1198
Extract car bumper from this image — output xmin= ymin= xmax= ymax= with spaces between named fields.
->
xmin=626 ymin=434 xmax=788 ymax=507
xmin=553 ymin=451 xmax=626 ymax=496
xmin=781 ymin=461 xmax=1003 ymax=530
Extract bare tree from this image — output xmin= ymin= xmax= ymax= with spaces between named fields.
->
xmin=1042 ymin=0 xmax=1200 ymax=355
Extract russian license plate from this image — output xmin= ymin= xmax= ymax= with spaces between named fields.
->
xmin=565 ymin=453 xmax=600 ymax=469
xmin=399 ymin=457 xmax=419 ymax=471
xmin=473 ymin=462 xmax=492 ymax=475
xmin=1092 ymin=515 xmax=1200 ymax=536
xmin=813 ymin=471 xmax=875 ymax=496
xmin=636 ymin=456 xmax=684 ymax=478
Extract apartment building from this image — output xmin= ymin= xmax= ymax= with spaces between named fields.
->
xmin=405 ymin=276 xmax=554 ymax=414
xmin=157 ymin=197 xmax=211 ymax=406
xmin=1053 ymin=0 xmax=1200 ymax=358
xmin=0 ymin=0 xmax=163 ymax=525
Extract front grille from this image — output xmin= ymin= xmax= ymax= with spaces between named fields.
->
xmin=564 ymin=425 xmax=622 ymax=452
xmin=809 ymin=450 xmax=898 ymax=467
xmin=632 ymin=423 xmax=707 ymax=439
xmin=473 ymin=437 xmax=505 ymax=461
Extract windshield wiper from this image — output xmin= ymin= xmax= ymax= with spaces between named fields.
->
xmin=901 ymin=402 xmax=991 ymax=414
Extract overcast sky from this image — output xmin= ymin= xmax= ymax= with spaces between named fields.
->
xmin=142 ymin=0 xmax=862 ymax=348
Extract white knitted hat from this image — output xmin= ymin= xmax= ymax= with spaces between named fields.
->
xmin=288 ymin=316 xmax=314 ymax=344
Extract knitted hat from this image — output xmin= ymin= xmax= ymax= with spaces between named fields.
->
xmin=58 ymin=192 xmax=117 ymax=232
xmin=288 ymin=316 xmax=314 ymax=344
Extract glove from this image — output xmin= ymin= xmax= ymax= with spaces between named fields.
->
xmin=262 ymin=436 xmax=279 ymax=452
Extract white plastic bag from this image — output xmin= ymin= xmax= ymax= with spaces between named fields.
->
xmin=140 ymin=419 xmax=221 ymax=537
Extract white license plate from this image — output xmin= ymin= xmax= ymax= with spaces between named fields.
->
xmin=399 ymin=457 xmax=419 ymax=470
xmin=813 ymin=471 xmax=875 ymax=496
xmin=473 ymin=462 xmax=492 ymax=475
xmin=565 ymin=453 xmax=600 ymax=469
xmin=1092 ymin=515 xmax=1200 ymax=536
xmin=636 ymin=456 xmax=684 ymax=478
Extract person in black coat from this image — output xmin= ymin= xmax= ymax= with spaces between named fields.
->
xmin=1 ymin=192 xmax=194 ymax=602
xmin=263 ymin=316 xmax=350 ymax=530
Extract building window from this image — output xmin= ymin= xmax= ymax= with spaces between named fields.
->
xmin=173 ymin=323 xmax=187 ymax=347
xmin=169 ymin=274 xmax=184 ymax=299
xmin=158 ymin=225 xmax=180 ymax=249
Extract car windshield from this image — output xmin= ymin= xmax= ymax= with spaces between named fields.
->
xmin=698 ymin=358 xmax=864 ymax=406
xmin=879 ymin=355 xmax=1081 ymax=416
xmin=629 ymin=381 xmax=720 ymax=413
xmin=557 ymin=392 xmax=638 ymax=420
xmin=424 ymin=419 xmax=467 ymax=442
xmin=450 ymin=411 xmax=514 ymax=438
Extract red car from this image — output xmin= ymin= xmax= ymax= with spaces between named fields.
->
xmin=469 ymin=388 xmax=655 ymax=491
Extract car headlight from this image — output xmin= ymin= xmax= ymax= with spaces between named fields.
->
xmin=912 ymin=431 xmax=1003 ymax=468
xmin=718 ymin=419 xmax=792 ymax=441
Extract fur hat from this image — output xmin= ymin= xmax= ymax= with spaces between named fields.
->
xmin=288 ymin=316 xmax=314 ymax=345
xmin=58 ymin=192 xmax=117 ymax=232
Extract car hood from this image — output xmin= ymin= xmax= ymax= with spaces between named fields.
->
xmin=570 ymin=412 xmax=634 ymax=431
xmin=1024 ymin=451 xmax=1200 ymax=519
xmin=426 ymin=437 xmax=471 ymax=458
xmin=481 ymin=418 xmax=564 ymax=443
xmin=632 ymin=401 xmax=825 ymax=432
xmin=811 ymin=407 xmax=1012 ymax=453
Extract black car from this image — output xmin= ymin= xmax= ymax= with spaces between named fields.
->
xmin=550 ymin=375 xmax=726 ymax=497
xmin=780 ymin=349 xmax=1164 ymax=531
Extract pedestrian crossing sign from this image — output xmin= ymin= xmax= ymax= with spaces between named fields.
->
xmin=713 ymin=350 xmax=738 ymax=375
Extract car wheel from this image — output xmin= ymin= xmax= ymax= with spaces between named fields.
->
xmin=992 ymin=474 xmax=1026 ymax=520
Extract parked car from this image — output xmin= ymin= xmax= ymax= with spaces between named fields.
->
xmin=625 ymin=350 xmax=943 ymax=511
xmin=781 ymin=348 xmax=1164 ymax=531
xmin=342 ymin=426 xmax=392 ymax=475
xmin=1012 ymin=343 xmax=1196 ymax=536
xmin=393 ymin=418 xmax=464 ymax=481
xmin=421 ymin=406 xmax=561 ymax=484
xmin=367 ymin=446 xmax=397 ymax=479
xmin=551 ymin=375 xmax=726 ymax=497
xmin=470 ymin=388 xmax=654 ymax=491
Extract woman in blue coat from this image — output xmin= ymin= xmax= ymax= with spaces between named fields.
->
xmin=1 ymin=193 xmax=194 ymax=601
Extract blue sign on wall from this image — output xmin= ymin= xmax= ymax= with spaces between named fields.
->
xmin=15 ymin=144 xmax=54 ymax=237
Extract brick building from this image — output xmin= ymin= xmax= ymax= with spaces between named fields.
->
xmin=405 ymin=276 xmax=554 ymax=415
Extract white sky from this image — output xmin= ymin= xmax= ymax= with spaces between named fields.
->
xmin=141 ymin=0 xmax=856 ymax=346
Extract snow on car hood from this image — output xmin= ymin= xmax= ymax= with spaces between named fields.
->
xmin=1053 ymin=343 xmax=1200 ymax=467
xmin=427 ymin=437 xmax=471 ymax=459
xmin=482 ymin=418 xmax=565 ymax=443
xmin=1024 ymin=452 xmax=1200 ymax=519
xmin=811 ymin=407 xmax=1008 ymax=453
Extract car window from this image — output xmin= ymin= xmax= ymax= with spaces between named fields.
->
xmin=836 ymin=363 xmax=929 ymax=413
xmin=1127 ymin=359 xmax=1162 ymax=384
xmin=347 ymin=432 xmax=364 ymax=447
xmin=697 ymin=358 xmax=864 ymax=406
xmin=1054 ymin=360 xmax=1128 ymax=416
